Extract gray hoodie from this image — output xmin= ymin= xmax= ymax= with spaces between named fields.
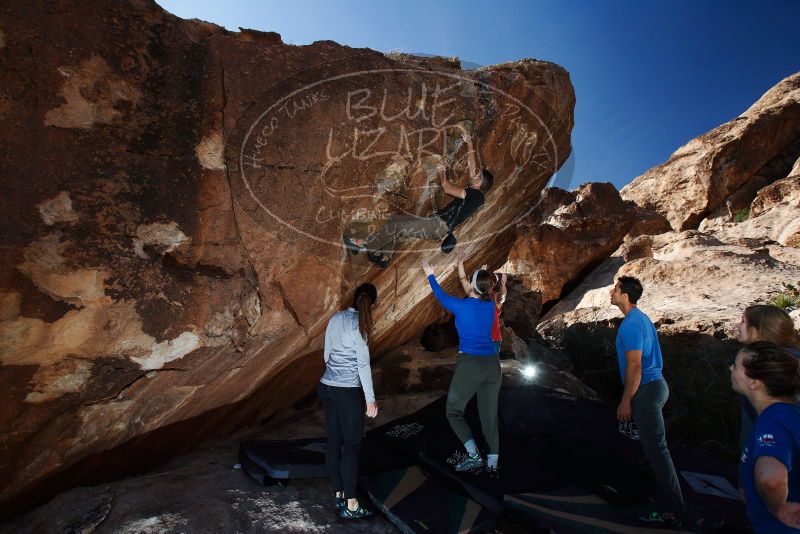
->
xmin=319 ymin=308 xmax=375 ymax=403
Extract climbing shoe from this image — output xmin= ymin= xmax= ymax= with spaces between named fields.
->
xmin=339 ymin=504 xmax=374 ymax=519
xmin=454 ymin=453 xmax=484 ymax=472
xmin=342 ymin=235 xmax=364 ymax=255
xmin=333 ymin=494 xmax=345 ymax=511
xmin=366 ymin=252 xmax=389 ymax=269
xmin=637 ymin=511 xmax=682 ymax=528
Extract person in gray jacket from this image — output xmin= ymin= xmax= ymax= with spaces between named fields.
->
xmin=318 ymin=283 xmax=379 ymax=520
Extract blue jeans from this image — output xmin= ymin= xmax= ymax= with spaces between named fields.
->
xmin=632 ymin=378 xmax=685 ymax=514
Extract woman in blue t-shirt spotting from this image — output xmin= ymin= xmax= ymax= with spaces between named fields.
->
xmin=735 ymin=305 xmax=800 ymax=450
xmin=731 ymin=341 xmax=800 ymax=532
xmin=422 ymin=258 xmax=500 ymax=474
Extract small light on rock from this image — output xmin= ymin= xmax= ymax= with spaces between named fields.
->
xmin=523 ymin=365 xmax=537 ymax=379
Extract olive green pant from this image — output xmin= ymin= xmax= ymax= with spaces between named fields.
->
xmin=445 ymin=353 xmax=502 ymax=454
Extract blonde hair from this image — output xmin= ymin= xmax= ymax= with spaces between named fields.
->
xmin=744 ymin=305 xmax=800 ymax=348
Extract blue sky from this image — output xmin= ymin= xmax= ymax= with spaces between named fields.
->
xmin=157 ymin=0 xmax=800 ymax=190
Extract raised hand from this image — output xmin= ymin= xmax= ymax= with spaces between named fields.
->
xmin=422 ymin=259 xmax=435 ymax=277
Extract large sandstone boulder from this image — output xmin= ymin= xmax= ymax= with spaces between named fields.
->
xmin=0 ymin=0 xmax=574 ymax=512
xmin=621 ymin=72 xmax=800 ymax=231
xmin=537 ymin=230 xmax=800 ymax=452
xmin=503 ymin=182 xmax=667 ymax=313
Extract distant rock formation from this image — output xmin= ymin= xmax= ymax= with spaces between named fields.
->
xmin=621 ymin=73 xmax=800 ymax=231
xmin=503 ymin=182 xmax=668 ymax=308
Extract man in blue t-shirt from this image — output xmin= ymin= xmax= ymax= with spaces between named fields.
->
xmin=611 ymin=276 xmax=685 ymax=527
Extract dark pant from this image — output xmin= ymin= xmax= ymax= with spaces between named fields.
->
xmin=446 ymin=354 xmax=502 ymax=454
xmin=317 ymin=382 xmax=364 ymax=499
xmin=632 ymin=378 xmax=685 ymax=515
xmin=364 ymin=214 xmax=449 ymax=260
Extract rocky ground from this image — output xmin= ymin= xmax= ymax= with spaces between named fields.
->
xmin=1 ymin=342 xmax=595 ymax=533
xmin=2 ymin=386 xmax=549 ymax=534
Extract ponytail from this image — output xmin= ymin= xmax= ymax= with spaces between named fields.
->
xmin=352 ymin=283 xmax=377 ymax=344
xmin=356 ymin=292 xmax=373 ymax=343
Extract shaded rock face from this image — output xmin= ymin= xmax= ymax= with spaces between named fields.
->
xmin=420 ymin=317 xmax=459 ymax=352
xmin=698 ymin=138 xmax=800 ymax=232
xmin=504 ymin=182 xmax=645 ymax=307
xmin=537 ymin=230 xmax=800 ymax=455
xmin=751 ymin=171 xmax=800 ymax=217
xmin=701 ymin=173 xmax=800 ymax=249
xmin=0 ymin=0 xmax=574 ymax=511
xmin=621 ymin=73 xmax=800 ymax=231
xmin=499 ymin=275 xmax=543 ymax=338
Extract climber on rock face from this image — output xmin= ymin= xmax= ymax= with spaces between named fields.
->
xmin=343 ymin=127 xmax=494 ymax=268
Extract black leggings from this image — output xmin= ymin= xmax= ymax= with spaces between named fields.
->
xmin=317 ymin=382 xmax=364 ymax=499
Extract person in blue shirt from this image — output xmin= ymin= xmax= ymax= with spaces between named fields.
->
xmin=610 ymin=276 xmax=685 ymax=527
xmin=731 ymin=341 xmax=800 ymax=532
xmin=422 ymin=258 xmax=500 ymax=474
xmin=735 ymin=305 xmax=800 ymax=450
xmin=318 ymin=283 xmax=379 ymax=520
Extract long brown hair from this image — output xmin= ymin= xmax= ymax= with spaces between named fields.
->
xmin=353 ymin=283 xmax=377 ymax=343
xmin=741 ymin=341 xmax=800 ymax=399
xmin=744 ymin=305 xmax=800 ymax=348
